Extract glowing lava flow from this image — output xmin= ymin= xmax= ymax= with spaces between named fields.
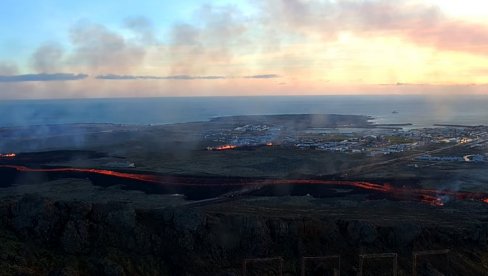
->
xmin=259 ymin=179 xmax=488 ymax=206
xmin=0 ymin=153 xmax=16 ymax=158
xmin=0 ymin=165 xmax=160 ymax=183
xmin=214 ymin=145 xmax=237 ymax=151
xmin=1 ymin=165 xmax=488 ymax=206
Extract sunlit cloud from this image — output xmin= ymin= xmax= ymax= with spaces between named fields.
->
xmin=0 ymin=0 xmax=487 ymax=98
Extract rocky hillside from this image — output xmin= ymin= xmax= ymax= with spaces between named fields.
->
xmin=0 ymin=195 xmax=487 ymax=275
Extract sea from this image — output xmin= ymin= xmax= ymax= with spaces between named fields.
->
xmin=0 ymin=95 xmax=487 ymax=128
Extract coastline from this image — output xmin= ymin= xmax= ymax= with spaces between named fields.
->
xmin=1 ymin=96 xmax=488 ymax=128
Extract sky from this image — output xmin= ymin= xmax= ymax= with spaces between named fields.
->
xmin=0 ymin=0 xmax=487 ymax=99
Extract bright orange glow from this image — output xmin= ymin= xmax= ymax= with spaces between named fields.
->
xmin=2 ymin=164 xmax=488 ymax=206
xmin=261 ymin=179 xmax=487 ymax=206
xmin=0 ymin=153 xmax=16 ymax=158
xmin=266 ymin=142 xmax=273 ymax=146
xmin=214 ymin=145 xmax=237 ymax=151
xmin=0 ymin=165 xmax=160 ymax=183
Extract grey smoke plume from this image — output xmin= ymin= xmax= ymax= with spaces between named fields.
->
xmin=30 ymin=43 xmax=64 ymax=73
xmin=0 ymin=62 xmax=19 ymax=75
xmin=168 ymin=5 xmax=249 ymax=75
xmin=124 ymin=16 xmax=157 ymax=45
xmin=256 ymin=0 xmax=488 ymax=55
xmin=68 ymin=22 xmax=146 ymax=73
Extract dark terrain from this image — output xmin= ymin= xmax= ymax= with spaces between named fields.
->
xmin=0 ymin=115 xmax=487 ymax=275
xmin=1 ymin=193 xmax=487 ymax=275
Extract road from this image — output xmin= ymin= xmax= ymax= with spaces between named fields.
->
xmin=185 ymin=136 xmax=488 ymax=208
xmin=339 ymin=136 xmax=488 ymax=177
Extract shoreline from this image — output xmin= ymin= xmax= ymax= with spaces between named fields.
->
xmin=433 ymin=123 xmax=485 ymax=128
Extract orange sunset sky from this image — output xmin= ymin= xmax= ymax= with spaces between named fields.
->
xmin=0 ymin=0 xmax=487 ymax=99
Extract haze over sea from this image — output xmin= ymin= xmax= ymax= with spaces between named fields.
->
xmin=0 ymin=95 xmax=487 ymax=128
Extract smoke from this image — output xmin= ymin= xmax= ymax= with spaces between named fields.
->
xmin=124 ymin=16 xmax=157 ymax=45
xmin=0 ymin=0 xmax=487 ymax=98
xmin=68 ymin=21 xmax=147 ymax=74
xmin=30 ymin=43 xmax=65 ymax=73
xmin=256 ymin=0 xmax=488 ymax=55
xmin=168 ymin=4 xmax=249 ymax=75
xmin=0 ymin=62 xmax=19 ymax=75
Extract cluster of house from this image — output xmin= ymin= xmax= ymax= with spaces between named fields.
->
xmin=233 ymin=124 xmax=271 ymax=132
xmin=204 ymin=124 xmax=280 ymax=147
xmin=368 ymin=143 xmax=415 ymax=156
xmin=295 ymin=141 xmax=356 ymax=152
xmin=204 ymin=123 xmax=488 ymax=158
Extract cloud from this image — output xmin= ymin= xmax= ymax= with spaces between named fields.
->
xmin=245 ymin=74 xmax=280 ymax=79
xmin=96 ymin=74 xmax=226 ymax=80
xmin=257 ymin=0 xmax=437 ymax=34
xmin=124 ymin=16 xmax=157 ymax=44
xmin=378 ymin=82 xmax=428 ymax=86
xmin=0 ymin=73 xmax=88 ymax=82
xmin=407 ymin=20 xmax=488 ymax=54
xmin=0 ymin=62 xmax=18 ymax=75
xmin=95 ymin=74 xmax=281 ymax=80
xmin=68 ymin=22 xmax=146 ymax=73
xmin=168 ymin=4 xmax=249 ymax=75
xmin=30 ymin=43 xmax=64 ymax=73
xmin=3 ymin=0 xmax=488 ymax=99
xmin=256 ymin=0 xmax=488 ymax=55
xmin=95 ymin=74 xmax=142 ymax=80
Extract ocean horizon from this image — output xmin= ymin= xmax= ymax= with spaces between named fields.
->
xmin=1 ymin=95 xmax=487 ymax=128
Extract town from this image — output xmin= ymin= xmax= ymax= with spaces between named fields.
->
xmin=204 ymin=122 xmax=488 ymax=163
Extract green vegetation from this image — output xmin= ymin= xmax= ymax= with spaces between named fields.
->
xmin=384 ymin=135 xmax=414 ymax=144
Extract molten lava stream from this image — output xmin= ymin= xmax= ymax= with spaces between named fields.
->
xmin=214 ymin=145 xmax=237 ymax=151
xmin=2 ymin=165 xmax=488 ymax=206
xmin=0 ymin=165 xmax=160 ymax=183
xmin=260 ymin=179 xmax=488 ymax=206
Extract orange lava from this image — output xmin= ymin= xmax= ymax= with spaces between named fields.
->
xmin=214 ymin=145 xmax=237 ymax=151
xmin=1 ymin=164 xmax=488 ymax=206
xmin=0 ymin=153 xmax=16 ymax=158
xmin=0 ymin=165 xmax=160 ymax=183
xmin=260 ymin=179 xmax=487 ymax=206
